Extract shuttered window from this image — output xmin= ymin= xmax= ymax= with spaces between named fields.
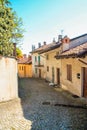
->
xmin=35 ymin=56 xmax=37 ymax=62
xmin=67 ymin=64 xmax=72 ymax=81
xmin=38 ymin=56 xmax=40 ymax=64
xmin=47 ymin=66 xmax=49 ymax=72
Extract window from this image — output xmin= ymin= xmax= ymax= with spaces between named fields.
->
xmin=35 ymin=68 xmax=37 ymax=73
xmin=19 ymin=66 xmax=21 ymax=70
xmin=47 ymin=66 xmax=49 ymax=72
xmin=67 ymin=64 xmax=72 ymax=81
xmin=38 ymin=55 xmax=40 ymax=64
xmin=46 ymin=54 xmax=49 ymax=60
xmin=35 ymin=56 xmax=37 ymax=62
xmin=22 ymin=66 xmax=23 ymax=70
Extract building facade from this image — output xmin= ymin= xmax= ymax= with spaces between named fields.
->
xmin=31 ymin=34 xmax=87 ymax=97
xmin=18 ymin=55 xmax=32 ymax=78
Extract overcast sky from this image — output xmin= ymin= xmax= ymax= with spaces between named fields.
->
xmin=10 ymin=0 xmax=87 ymax=54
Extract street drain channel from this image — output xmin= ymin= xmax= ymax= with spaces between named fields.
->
xmin=42 ymin=102 xmax=87 ymax=109
xmin=42 ymin=102 xmax=50 ymax=105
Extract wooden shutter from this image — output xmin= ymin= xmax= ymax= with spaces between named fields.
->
xmin=67 ymin=65 xmax=72 ymax=81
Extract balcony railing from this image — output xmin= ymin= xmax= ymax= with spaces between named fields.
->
xmin=34 ymin=61 xmax=44 ymax=67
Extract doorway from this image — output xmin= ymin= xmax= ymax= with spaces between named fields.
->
xmin=39 ymin=69 xmax=41 ymax=78
xmin=57 ymin=68 xmax=60 ymax=85
xmin=83 ymin=67 xmax=87 ymax=97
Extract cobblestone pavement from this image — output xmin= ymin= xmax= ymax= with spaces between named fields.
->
xmin=0 ymin=78 xmax=87 ymax=130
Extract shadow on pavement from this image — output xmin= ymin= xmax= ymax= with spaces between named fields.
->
xmin=18 ymin=78 xmax=87 ymax=130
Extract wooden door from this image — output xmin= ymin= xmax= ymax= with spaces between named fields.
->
xmin=57 ymin=68 xmax=60 ymax=85
xmin=83 ymin=67 xmax=87 ymax=97
xmin=39 ymin=69 xmax=41 ymax=78
xmin=24 ymin=66 xmax=26 ymax=77
xmin=52 ymin=67 xmax=54 ymax=83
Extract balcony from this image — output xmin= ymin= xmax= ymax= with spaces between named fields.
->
xmin=34 ymin=61 xmax=44 ymax=67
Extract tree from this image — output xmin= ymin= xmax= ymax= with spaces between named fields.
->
xmin=0 ymin=0 xmax=24 ymax=56
xmin=0 ymin=0 xmax=11 ymax=6
xmin=16 ymin=47 xmax=23 ymax=58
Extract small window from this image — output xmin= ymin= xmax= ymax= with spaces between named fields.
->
xmin=67 ymin=64 xmax=72 ymax=81
xmin=35 ymin=68 xmax=37 ymax=73
xmin=46 ymin=54 xmax=49 ymax=60
xmin=56 ymin=51 xmax=59 ymax=55
xmin=47 ymin=66 xmax=49 ymax=72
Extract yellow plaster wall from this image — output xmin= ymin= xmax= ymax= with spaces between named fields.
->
xmin=18 ymin=64 xmax=32 ymax=78
xmin=45 ymin=48 xmax=61 ymax=83
xmin=61 ymin=56 xmax=87 ymax=97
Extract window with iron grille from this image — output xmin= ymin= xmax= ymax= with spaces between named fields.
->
xmin=67 ymin=64 xmax=72 ymax=81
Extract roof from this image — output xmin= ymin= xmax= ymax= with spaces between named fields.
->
xmin=55 ymin=42 xmax=87 ymax=59
xmin=30 ymin=42 xmax=57 ymax=54
xmin=55 ymin=33 xmax=87 ymax=59
xmin=18 ymin=56 xmax=32 ymax=64
xmin=69 ymin=33 xmax=87 ymax=49
xmin=39 ymin=42 xmax=61 ymax=54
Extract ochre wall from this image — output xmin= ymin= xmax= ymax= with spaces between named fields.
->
xmin=18 ymin=64 xmax=32 ymax=77
xmin=0 ymin=56 xmax=18 ymax=102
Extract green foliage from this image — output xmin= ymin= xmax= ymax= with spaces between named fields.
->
xmin=0 ymin=0 xmax=11 ymax=6
xmin=0 ymin=0 xmax=24 ymax=56
xmin=16 ymin=47 xmax=23 ymax=58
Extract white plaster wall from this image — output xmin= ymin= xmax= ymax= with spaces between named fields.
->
xmin=0 ymin=56 xmax=18 ymax=102
xmin=32 ymin=53 xmax=46 ymax=78
xmin=45 ymin=48 xmax=61 ymax=83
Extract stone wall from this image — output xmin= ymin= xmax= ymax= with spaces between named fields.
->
xmin=0 ymin=56 xmax=18 ymax=102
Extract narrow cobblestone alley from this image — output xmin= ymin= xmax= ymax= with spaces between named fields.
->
xmin=0 ymin=78 xmax=87 ymax=130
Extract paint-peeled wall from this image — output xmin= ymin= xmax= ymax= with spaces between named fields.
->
xmin=0 ymin=56 xmax=18 ymax=102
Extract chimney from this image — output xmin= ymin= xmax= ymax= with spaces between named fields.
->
xmin=32 ymin=45 xmax=35 ymax=51
xmin=23 ymin=54 xmax=27 ymax=58
xmin=58 ymin=35 xmax=62 ymax=43
xmin=53 ymin=38 xmax=56 ymax=43
xmin=38 ymin=42 xmax=41 ymax=48
xmin=43 ymin=41 xmax=46 ymax=45
xmin=62 ymin=36 xmax=70 ymax=51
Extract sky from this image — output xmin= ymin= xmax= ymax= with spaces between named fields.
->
xmin=10 ymin=0 xmax=87 ymax=55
